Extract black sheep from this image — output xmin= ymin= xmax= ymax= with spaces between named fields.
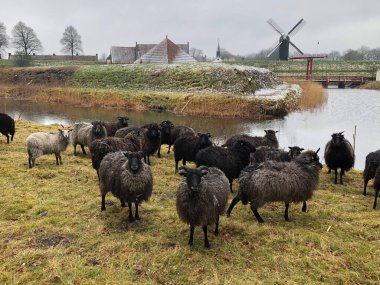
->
xmin=195 ymin=140 xmax=256 ymax=192
xmin=173 ymin=132 xmax=212 ymax=173
xmin=251 ymin=146 xmax=304 ymax=164
xmin=103 ymin=116 xmax=129 ymax=137
xmin=157 ymin=120 xmax=195 ymax=158
xmin=0 ymin=113 xmax=15 ymax=144
xmin=222 ymin=130 xmax=279 ymax=149
xmin=324 ymin=132 xmax=355 ymax=185
xmin=373 ymin=167 xmax=380 ymax=209
xmin=363 ymin=150 xmax=380 ymax=196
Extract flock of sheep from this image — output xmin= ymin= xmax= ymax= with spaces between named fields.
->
xmin=0 ymin=112 xmax=379 ymax=248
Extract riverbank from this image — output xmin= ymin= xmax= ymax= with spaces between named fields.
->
xmin=360 ymin=81 xmax=380 ymax=90
xmin=0 ymin=63 xmax=310 ymax=119
xmin=0 ymin=120 xmax=379 ymax=284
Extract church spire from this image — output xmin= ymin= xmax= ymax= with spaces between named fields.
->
xmin=216 ymin=39 xmax=221 ymax=59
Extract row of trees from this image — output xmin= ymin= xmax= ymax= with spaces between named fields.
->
xmin=0 ymin=22 xmax=83 ymax=59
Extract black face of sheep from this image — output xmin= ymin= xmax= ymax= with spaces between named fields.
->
xmin=160 ymin=121 xmax=174 ymax=136
xmin=92 ymin=121 xmax=106 ymax=136
xmin=330 ymin=132 xmax=345 ymax=147
xmin=124 ymin=151 xmax=144 ymax=174
xmin=198 ymin=133 xmax=212 ymax=148
xmin=179 ymin=165 xmax=208 ymax=194
xmin=118 ymin=116 xmax=129 ymax=127
xmin=146 ymin=125 xmax=161 ymax=140
xmin=265 ymin=130 xmax=278 ymax=138
xmin=288 ymin=146 xmax=304 ymax=159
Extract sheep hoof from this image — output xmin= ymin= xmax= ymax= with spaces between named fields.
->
xmin=128 ymin=216 xmax=135 ymax=222
xmin=135 ymin=215 xmax=140 ymax=220
xmin=188 ymin=241 xmax=193 ymax=246
xmin=204 ymin=242 xmax=210 ymax=249
xmin=214 ymin=229 xmax=219 ymax=236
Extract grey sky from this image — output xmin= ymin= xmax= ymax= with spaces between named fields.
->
xmin=1 ymin=0 xmax=380 ymax=58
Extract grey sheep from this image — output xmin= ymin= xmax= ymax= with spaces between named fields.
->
xmin=26 ymin=125 xmax=72 ymax=168
xmin=195 ymin=140 xmax=256 ymax=192
xmin=158 ymin=120 xmax=195 ymax=157
xmin=222 ymin=130 xmax=279 ymax=149
xmin=89 ymin=130 xmax=142 ymax=177
xmin=0 ymin=113 xmax=15 ymax=144
xmin=103 ymin=116 xmax=129 ymax=137
xmin=115 ymin=124 xmax=161 ymax=165
xmin=99 ymin=151 xmax=153 ymax=221
xmin=70 ymin=121 xmax=107 ymax=155
xmin=173 ymin=132 xmax=212 ymax=173
xmin=251 ymin=146 xmax=304 ymax=164
xmin=324 ymin=132 xmax=355 ymax=185
xmin=176 ymin=165 xmax=230 ymax=248
xmin=227 ymin=149 xmax=322 ymax=223
xmin=363 ymin=150 xmax=380 ymax=196
xmin=373 ymin=167 xmax=380 ymax=209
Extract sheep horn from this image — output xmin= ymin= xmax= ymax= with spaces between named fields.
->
xmin=60 ymin=124 xmax=65 ymax=129
xmin=197 ymin=166 xmax=209 ymax=171
xmin=178 ymin=165 xmax=192 ymax=172
xmin=315 ymin=148 xmax=320 ymax=154
xmin=339 ymin=131 xmax=344 ymax=135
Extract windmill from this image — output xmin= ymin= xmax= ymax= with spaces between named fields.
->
xmin=267 ymin=18 xmax=305 ymax=60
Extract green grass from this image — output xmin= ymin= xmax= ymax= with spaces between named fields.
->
xmin=0 ymin=121 xmax=379 ymax=284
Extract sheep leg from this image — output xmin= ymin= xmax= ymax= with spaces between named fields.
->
xmin=373 ymin=190 xmax=379 ymax=210
xmin=363 ymin=178 xmax=369 ymax=196
xmin=11 ymin=133 xmax=14 ymax=141
xmin=58 ymin=154 xmax=62 ymax=165
xmin=340 ymin=169 xmax=344 ymax=185
xmin=32 ymin=158 xmax=36 ymax=168
xmin=284 ymin=203 xmax=290 ymax=221
xmin=302 ymin=201 xmax=307 ymax=212
xmin=6 ymin=134 xmax=9 ymax=144
xmin=214 ymin=217 xmax=219 ymax=236
xmin=147 ymin=155 xmax=150 ymax=165
xmin=227 ymin=196 xmax=241 ymax=217
xmin=128 ymin=202 xmax=135 ymax=222
xmin=203 ymin=226 xmax=210 ymax=248
xmin=250 ymin=205 xmax=265 ymax=223
xmin=119 ymin=199 xmax=126 ymax=208
xmin=229 ymin=181 xmax=234 ymax=193
xmin=175 ymin=160 xmax=179 ymax=173
xmin=334 ymin=169 xmax=338 ymax=184
xmin=182 ymin=159 xmax=186 ymax=166
xmin=134 ymin=203 xmax=140 ymax=220
xmin=55 ymin=154 xmax=59 ymax=165
xmin=157 ymin=145 xmax=161 ymax=158
xmin=101 ymin=194 xmax=106 ymax=211
xmin=73 ymin=144 xmax=77 ymax=155
xmin=80 ymin=144 xmax=86 ymax=155
xmin=167 ymin=144 xmax=172 ymax=154
xmin=188 ymin=225 xmax=194 ymax=246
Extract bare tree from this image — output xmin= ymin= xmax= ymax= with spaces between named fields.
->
xmin=12 ymin=21 xmax=42 ymax=55
xmin=60 ymin=26 xmax=83 ymax=59
xmin=189 ymin=48 xmax=204 ymax=61
xmin=0 ymin=22 xmax=9 ymax=58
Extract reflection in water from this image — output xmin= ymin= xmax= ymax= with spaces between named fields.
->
xmin=1 ymin=88 xmax=379 ymax=170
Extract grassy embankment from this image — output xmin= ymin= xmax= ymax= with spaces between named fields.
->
xmin=0 ymin=121 xmax=379 ymax=284
xmin=361 ymin=81 xmax=380 ymax=90
xmin=0 ymin=63 xmax=322 ymax=119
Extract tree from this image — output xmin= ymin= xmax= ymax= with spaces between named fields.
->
xmin=12 ymin=21 xmax=42 ymax=55
xmin=343 ymin=49 xmax=363 ymax=60
xmin=60 ymin=26 xmax=83 ymax=59
xmin=189 ymin=48 xmax=204 ymax=61
xmin=0 ymin=22 xmax=9 ymax=58
xmin=327 ymin=50 xmax=341 ymax=61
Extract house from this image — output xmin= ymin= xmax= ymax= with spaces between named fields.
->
xmin=108 ymin=37 xmax=196 ymax=64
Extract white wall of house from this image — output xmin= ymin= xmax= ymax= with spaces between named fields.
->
xmin=377 ymin=69 xmax=380 ymax=81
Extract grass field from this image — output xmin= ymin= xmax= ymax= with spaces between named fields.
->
xmin=0 ymin=121 xmax=379 ymax=284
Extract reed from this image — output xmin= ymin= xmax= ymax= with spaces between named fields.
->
xmin=284 ymin=78 xmax=327 ymax=110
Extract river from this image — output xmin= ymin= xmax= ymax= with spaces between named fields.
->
xmin=1 ymin=88 xmax=379 ymax=170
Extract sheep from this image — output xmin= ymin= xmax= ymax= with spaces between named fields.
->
xmin=99 ymin=151 xmax=153 ymax=221
xmin=227 ymin=149 xmax=322 ymax=223
xmin=103 ymin=116 xmax=129 ymax=137
xmin=222 ymin=130 xmax=279 ymax=149
xmin=324 ymin=132 xmax=355 ymax=185
xmin=116 ymin=124 xmax=161 ymax=165
xmin=26 ymin=125 xmax=72 ymax=168
xmin=251 ymin=146 xmax=304 ymax=164
xmin=373 ymin=167 xmax=380 ymax=209
xmin=363 ymin=150 xmax=380 ymax=196
xmin=195 ymin=140 xmax=256 ymax=192
xmin=89 ymin=130 xmax=142 ymax=177
xmin=176 ymin=165 xmax=230 ymax=248
xmin=0 ymin=113 xmax=15 ymax=144
xmin=173 ymin=132 xmax=212 ymax=173
xmin=70 ymin=121 xmax=107 ymax=155
xmin=157 ymin=121 xmax=195 ymax=158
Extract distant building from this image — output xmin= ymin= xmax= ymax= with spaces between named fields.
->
xmin=108 ymin=37 xmax=195 ymax=64
xmin=214 ymin=40 xmax=222 ymax=62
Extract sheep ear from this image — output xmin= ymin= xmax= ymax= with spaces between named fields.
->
xmin=275 ymin=130 xmax=279 ymax=133
xmin=197 ymin=132 xmax=201 ymax=136
xmin=207 ymin=133 xmax=211 ymax=137
xmin=178 ymin=171 xmax=187 ymax=177
xmin=288 ymin=147 xmax=293 ymax=150
xmin=123 ymin=151 xmax=132 ymax=158
xmin=300 ymin=148 xmax=304 ymax=151
xmin=170 ymin=123 xmax=174 ymax=127
xmin=315 ymin=148 xmax=320 ymax=154
xmin=264 ymin=130 xmax=268 ymax=134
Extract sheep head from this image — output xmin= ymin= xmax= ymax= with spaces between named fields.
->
xmin=179 ymin=165 xmax=209 ymax=194
xmin=91 ymin=121 xmax=106 ymax=137
xmin=117 ymin=116 xmax=129 ymax=127
xmin=124 ymin=151 xmax=145 ymax=174
xmin=197 ymin=132 xmax=212 ymax=148
xmin=160 ymin=120 xmax=174 ymax=136
xmin=330 ymin=132 xmax=345 ymax=147
xmin=58 ymin=125 xmax=72 ymax=140
xmin=288 ymin=146 xmax=304 ymax=159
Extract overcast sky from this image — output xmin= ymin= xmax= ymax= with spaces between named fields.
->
xmin=1 ymin=0 xmax=380 ymax=58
